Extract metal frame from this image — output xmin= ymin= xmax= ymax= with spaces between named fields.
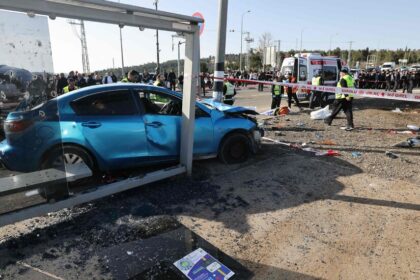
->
xmin=0 ymin=0 xmax=201 ymax=226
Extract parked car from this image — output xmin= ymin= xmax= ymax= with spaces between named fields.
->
xmin=0 ymin=84 xmax=263 ymax=175
xmin=409 ymin=65 xmax=420 ymax=72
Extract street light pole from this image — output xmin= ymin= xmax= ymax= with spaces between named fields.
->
xmin=118 ymin=0 xmax=124 ymax=77
xmin=178 ymin=41 xmax=185 ymax=77
xmin=213 ymin=0 xmax=229 ymax=101
xmin=154 ymin=0 xmax=160 ymax=72
xmin=239 ymin=10 xmax=250 ymax=73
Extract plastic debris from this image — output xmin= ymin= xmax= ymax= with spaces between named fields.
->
xmin=310 ymin=105 xmax=331 ymax=120
xmin=127 ymin=251 xmax=133 ymax=255
xmin=385 ymin=151 xmax=398 ymax=159
xmin=407 ymin=125 xmax=419 ymax=131
xmin=351 ymin=152 xmax=362 ymax=158
xmin=391 ymin=108 xmax=402 ymax=113
xmin=296 ymin=122 xmax=305 ymax=127
xmin=388 ymin=130 xmax=416 ymax=135
xmin=316 ymin=150 xmax=340 ymax=156
xmin=392 ymin=136 xmax=420 ymax=148
xmin=318 ymin=140 xmax=337 ymax=145
xmin=315 ymin=132 xmax=323 ymax=139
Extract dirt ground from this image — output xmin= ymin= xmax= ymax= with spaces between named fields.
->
xmin=0 ymin=98 xmax=419 ymax=280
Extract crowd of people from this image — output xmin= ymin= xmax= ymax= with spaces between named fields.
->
xmin=355 ymin=69 xmax=420 ymax=93
xmin=53 ymin=69 xmax=185 ymax=95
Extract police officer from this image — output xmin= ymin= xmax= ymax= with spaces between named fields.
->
xmin=63 ymin=78 xmax=78 ymax=94
xmin=271 ymin=76 xmax=283 ymax=109
xmin=324 ymin=68 xmax=355 ymax=131
xmin=223 ymin=78 xmax=236 ymax=105
xmin=121 ymin=70 xmax=139 ymax=83
xmin=309 ymin=71 xmax=324 ymax=109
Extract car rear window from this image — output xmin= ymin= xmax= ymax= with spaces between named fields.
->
xmin=71 ymin=90 xmax=137 ymax=116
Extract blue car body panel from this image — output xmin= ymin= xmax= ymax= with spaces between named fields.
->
xmin=0 ymin=84 xmax=258 ymax=172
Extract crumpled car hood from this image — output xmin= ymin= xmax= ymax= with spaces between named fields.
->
xmin=201 ymin=99 xmax=258 ymax=115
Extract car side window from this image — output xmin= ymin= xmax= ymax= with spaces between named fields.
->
xmin=137 ymin=91 xmax=182 ymax=116
xmin=71 ymin=90 xmax=137 ymax=116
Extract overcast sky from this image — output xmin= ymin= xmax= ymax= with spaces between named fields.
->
xmin=46 ymin=0 xmax=420 ymax=73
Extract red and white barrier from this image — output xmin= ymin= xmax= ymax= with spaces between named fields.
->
xmin=212 ymin=77 xmax=420 ymax=103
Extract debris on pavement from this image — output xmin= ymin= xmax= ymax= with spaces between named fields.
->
xmin=392 ymin=107 xmax=403 ymax=113
xmin=318 ymin=139 xmax=337 ymax=146
xmin=310 ymin=105 xmax=331 ymax=120
xmin=351 ymin=152 xmax=363 ymax=158
xmin=392 ymin=136 xmax=420 ymax=148
xmin=407 ymin=124 xmax=419 ymax=131
xmin=315 ymin=150 xmax=341 ymax=157
xmin=385 ymin=151 xmax=399 ymax=159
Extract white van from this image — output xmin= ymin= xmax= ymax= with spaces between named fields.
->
xmin=381 ymin=62 xmax=396 ymax=71
xmin=280 ymin=53 xmax=344 ymax=101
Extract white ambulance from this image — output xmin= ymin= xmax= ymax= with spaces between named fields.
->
xmin=280 ymin=53 xmax=345 ymax=101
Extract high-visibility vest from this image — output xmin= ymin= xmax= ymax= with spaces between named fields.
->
xmin=121 ymin=77 xmax=129 ymax=83
xmin=273 ymin=85 xmax=281 ymax=96
xmin=336 ymin=74 xmax=354 ymax=99
xmin=225 ymin=82 xmax=235 ymax=100
xmin=63 ymin=85 xmax=78 ymax=93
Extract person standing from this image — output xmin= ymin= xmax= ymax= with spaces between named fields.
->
xmin=271 ymin=76 xmax=283 ymax=109
xmin=63 ymin=78 xmax=78 ymax=94
xmin=309 ymin=71 xmax=324 ymax=109
xmin=407 ymin=71 xmax=415 ymax=93
xmin=284 ymin=73 xmax=302 ymax=110
xmin=392 ymin=70 xmax=400 ymax=92
xmin=385 ymin=71 xmax=392 ymax=91
xmin=223 ymin=78 xmax=236 ymax=105
xmin=56 ymin=73 xmax=68 ymax=95
xmin=401 ymin=71 xmax=408 ymax=93
xmin=168 ymin=69 xmax=177 ymax=91
xmin=102 ymin=73 xmax=113 ymax=84
xmin=178 ymin=73 xmax=184 ymax=91
xmin=153 ymin=74 xmax=166 ymax=87
xmin=258 ymin=71 xmax=266 ymax=92
xmin=121 ymin=70 xmax=139 ymax=83
xmin=324 ymin=68 xmax=355 ymax=131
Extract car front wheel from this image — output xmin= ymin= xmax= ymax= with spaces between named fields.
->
xmin=219 ymin=132 xmax=250 ymax=164
xmin=39 ymin=145 xmax=96 ymax=201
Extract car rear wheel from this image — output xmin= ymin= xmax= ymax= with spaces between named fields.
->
xmin=39 ymin=145 xmax=96 ymax=201
xmin=219 ymin=133 xmax=250 ymax=164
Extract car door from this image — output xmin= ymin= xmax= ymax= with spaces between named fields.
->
xmin=135 ymin=89 xmax=214 ymax=161
xmin=70 ymin=89 xmax=148 ymax=170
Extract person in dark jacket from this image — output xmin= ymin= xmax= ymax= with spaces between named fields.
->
xmin=258 ymin=71 xmax=266 ymax=92
xmin=56 ymin=73 xmax=68 ymax=95
xmin=168 ymin=69 xmax=177 ymax=91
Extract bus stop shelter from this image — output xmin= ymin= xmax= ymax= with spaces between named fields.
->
xmin=0 ymin=0 xmax=202 ymax=226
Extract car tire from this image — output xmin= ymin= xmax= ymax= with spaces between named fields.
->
xmin=39 ymin=145 xmax=97 ymax=201
xmin=219 ymin=132 xmax=250 ymax=164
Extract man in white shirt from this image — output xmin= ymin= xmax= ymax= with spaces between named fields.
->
xmin=102 ymin=73 xmax=113 ymax=84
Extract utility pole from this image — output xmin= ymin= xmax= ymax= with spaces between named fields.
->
xmin=274 ymin=40 xmax=281 ymax=69
xmin=154 ymin=0 xmax=160 ymax=72
xmin=118 ymin=0 xmax=124 ymax=77
xmin=347 ymin=41 xmax=354 ymax=68
xmin=119 ymin=24 xmax=125 ymax=77
xmin=212 ymin=0 xmax=229 ymax=101
xmin=239 ymin=10 xmax=250 ymax=72
xmin=68 ymin=20 xmax=90 ymax=73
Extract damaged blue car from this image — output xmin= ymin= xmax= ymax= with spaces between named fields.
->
xmin=0 ymin=84 xmax=263 ymax=173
